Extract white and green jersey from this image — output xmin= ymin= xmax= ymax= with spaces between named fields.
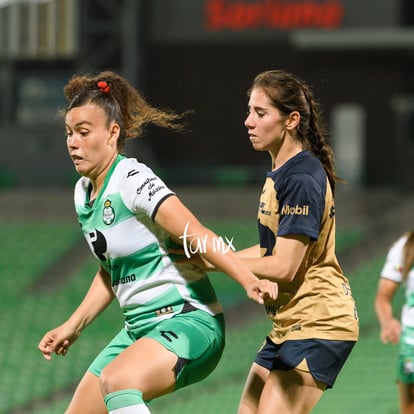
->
xmin=380 ymin=234 xmax=414 ymax=328
xmin=74 ymin=154 xmax=222 ymax=331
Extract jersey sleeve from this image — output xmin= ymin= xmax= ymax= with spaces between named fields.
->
xmin=277 ymin=173 xmax=325 ymax=241
xmin=122 ymin=163 xmax=175 ymax=220
xmin=380 ymin=236 xmax=405 ymax=283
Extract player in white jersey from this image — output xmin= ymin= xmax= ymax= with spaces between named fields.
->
xmin=375 ymin=230 xmax=414 ymax=414
xmin=37 ymin=71 xmax=277 ymax=414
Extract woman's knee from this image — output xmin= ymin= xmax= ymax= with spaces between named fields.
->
xmin=99 ymin=364 xmax=123 ymax=395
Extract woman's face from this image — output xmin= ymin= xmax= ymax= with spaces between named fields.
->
xmin=245 ymin=87 xmax=288 ymax=153
xmin=65 ymin=103 xmax=119 ymax=182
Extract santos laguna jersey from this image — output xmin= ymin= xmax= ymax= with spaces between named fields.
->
xmin=380 ymin=234 xmax=414 ymax=328
xmin=74 ymin=154 xmax=222 ymax=331
xmin=258 ymin=151 xmax=359 ymax=343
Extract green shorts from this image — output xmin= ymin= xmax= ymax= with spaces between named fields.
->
xmin=398 ymin=326 xmax=414 ymax=384
xmin=88 ymin=309 xmax=225 ymax=390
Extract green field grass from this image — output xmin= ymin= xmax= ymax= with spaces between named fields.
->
xmin=0 ymin=220 xmax=402 ymax=413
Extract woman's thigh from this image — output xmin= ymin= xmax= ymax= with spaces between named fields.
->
xmin=258 ymin=368 xmax=324 ymax=414
xmin=237 ymin=362 xmax=269 ymax=414
xmin=398 ymin=382 xmax=414 ymax=414
xmin=65 ymin=371 xmax=106 ymax=414
xmin=100 ymin=312 xmax=225 ymax=400
xmin=100 ymin=337 xmax=178 ymax=400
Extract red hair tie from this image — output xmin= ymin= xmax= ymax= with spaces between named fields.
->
xmin=97 ymin=81 xmax=110 ymax=93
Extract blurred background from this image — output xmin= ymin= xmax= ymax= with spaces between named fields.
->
xmin=1 ymin=0 xmax=414 ymax=412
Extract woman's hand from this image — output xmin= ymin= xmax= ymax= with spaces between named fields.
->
xmin=245 ymin=279 xmax=278 ymax=305
xmin=38 ymin=323 xmax=81 ymax=361
xmin=379 ymin=318 xmax=401 ymax=345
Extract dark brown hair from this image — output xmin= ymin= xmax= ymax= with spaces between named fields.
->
xmin=63 ymin=70 xmax=187 ymax=150
xmin=248 ymin=69 xmax=339 ymax=193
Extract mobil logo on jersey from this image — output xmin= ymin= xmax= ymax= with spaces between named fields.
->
xmin=281 ymin=203 xmax=310 ymax=216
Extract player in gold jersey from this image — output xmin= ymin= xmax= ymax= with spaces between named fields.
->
xmin=234 ymin=70 xmax=359 ymax=414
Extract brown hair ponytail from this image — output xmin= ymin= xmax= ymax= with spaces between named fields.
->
xmin=303 ymin=86 xmax=339 ymax=194
xmin=62 ymin=70 xmax=188 ymax=151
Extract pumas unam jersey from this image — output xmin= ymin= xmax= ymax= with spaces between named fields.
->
xmin=74 ymin=154 xmax=222 ymax=332
xmin=258 ymin=151 xmax=359 ymax=343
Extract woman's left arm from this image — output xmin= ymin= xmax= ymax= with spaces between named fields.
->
xmin=374 ymin=277 xmax=401 ymax=344
xmin=154 ymin=195 xmax=278 ymax=303
xmin=241 ymin=234 xmax=309 ymax=282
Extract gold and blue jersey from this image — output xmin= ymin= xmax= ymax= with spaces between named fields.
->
xmin=258 ymin=151 xmax=359 ymax=343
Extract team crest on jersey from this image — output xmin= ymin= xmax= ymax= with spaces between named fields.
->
xmin=102 ymin=199 xmax=115 ymax=225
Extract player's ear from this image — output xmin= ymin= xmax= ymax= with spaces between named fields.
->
xmin=286 ymin=111 xmax=300 ymax=130
xmin=108 ymin=122 xmax=120 ymax=147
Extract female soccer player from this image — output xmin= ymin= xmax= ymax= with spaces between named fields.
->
xmin=37 ymin=70 xmax=277 ymax=414
xmin=375 ymin=230 xmax=414 ymax=414
xmin=234 ymin=69 xmax=359 ymax=413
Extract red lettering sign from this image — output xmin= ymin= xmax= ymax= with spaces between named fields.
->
xmin=205 ymin=0 xmax=345 ymax=31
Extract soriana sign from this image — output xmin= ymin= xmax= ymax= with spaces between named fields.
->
xmin=148 ymin=0 xmax=401 ymax=43
xmin=205 ymin=0 xmax=345 ymax=31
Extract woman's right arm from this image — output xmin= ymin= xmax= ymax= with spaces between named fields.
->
xmin=235 ymin=244 xmax=261 ymax=259
xmin=374 ymin=277 xmax=401 ymax=345
xmin=38 ymin=266 xmax=115 ymax=360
